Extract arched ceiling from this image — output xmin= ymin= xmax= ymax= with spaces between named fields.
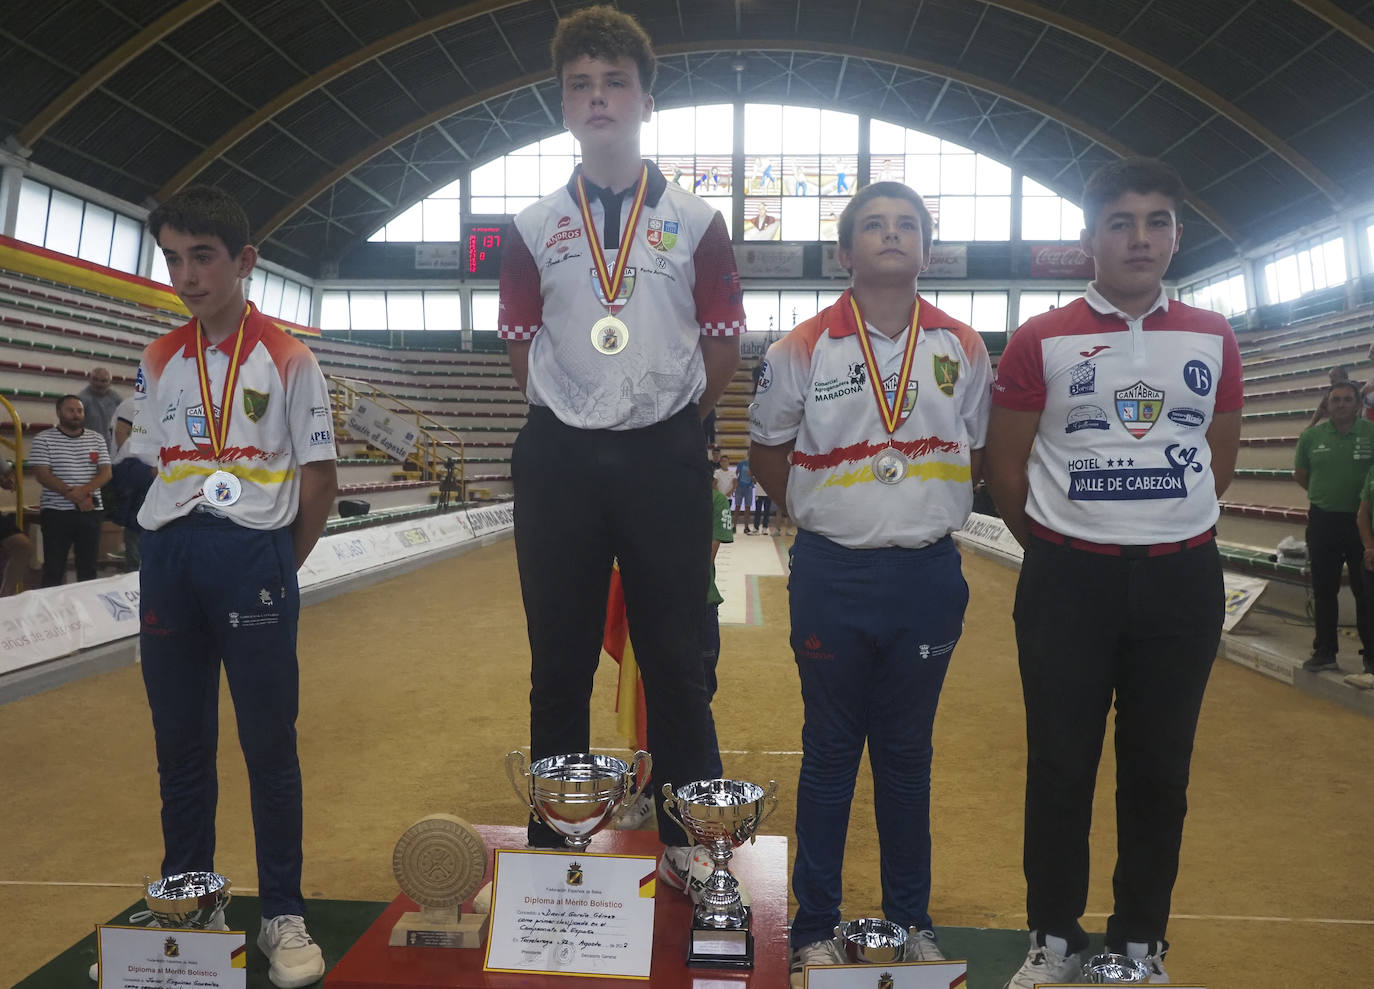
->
xmin=3 ymin=0 xmax=1373 ymax=278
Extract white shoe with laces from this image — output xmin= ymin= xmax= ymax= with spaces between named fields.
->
xmin=1004 ymin=933 xmax=1082 ymax=989
xmin=1125 ymin=939 xmax=1170 ymax=983
xmin=789 ymin=937 xmax=846 ymax=989
xmin=90 ymin=905 xmax=228 ymax=981
xmin=610 ymin=791 xmax=656 ymax=830
xmin=257 ymin=914 xmax=325 ymax=988
xmin=900 ymin=927 xmax=945 ymax=961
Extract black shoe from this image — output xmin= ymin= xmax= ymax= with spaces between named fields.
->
xmin=1303 ymin=652 xmax=1338 ymax=673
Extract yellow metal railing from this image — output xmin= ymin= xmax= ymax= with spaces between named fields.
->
xmin=328 ymin=376 xmax=467 ymax=500
xmin=0 ymin=394 xmax=25 ymax=532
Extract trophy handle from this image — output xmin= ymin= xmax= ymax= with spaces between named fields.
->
xmin=749 ymin=779 xmax=780 ymax=844
xmin=504 ymin=750 xmax=537 ymax=816
xmin=659 ymin=782 xmax=694 ymax=845
xmin=628 ymin=749 xmax=652 ymax=796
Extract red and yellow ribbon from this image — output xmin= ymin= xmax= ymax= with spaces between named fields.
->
xmin=850 ymin=294 xmax=921 ymax=436
xmin=194 ymin=304 xmax=250 ymax=458
xmin=576 ymin=164 xmax=649 ymax=311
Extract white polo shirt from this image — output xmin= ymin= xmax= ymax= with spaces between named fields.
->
xmin=498 ymin=161 xmax=745 ymax=430
xmin=130 ymin=304 xmax=336 ymax=531
xmin=750 ymin=290 xmax=992 ymax=549
xmin=992 ymin=285 xmax=1243 ymax=544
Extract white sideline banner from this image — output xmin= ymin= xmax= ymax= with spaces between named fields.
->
xmin=0 ymin=505 xmax=513 ymax=678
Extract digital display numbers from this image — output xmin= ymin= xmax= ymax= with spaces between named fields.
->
xmin=463 ymin=219 xmax=508 ymax=278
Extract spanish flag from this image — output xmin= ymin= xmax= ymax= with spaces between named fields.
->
xmin=603 ymin=565 xmax=648 ymax=752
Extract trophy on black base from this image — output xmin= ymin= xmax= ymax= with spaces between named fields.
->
xmin=661 ymin=778 xmax=778 ymax=969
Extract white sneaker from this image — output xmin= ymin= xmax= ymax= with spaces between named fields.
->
xmin=1125 ymin=939 xmax=1170 ymax=983
xmin=611 ymin=791 xmax=656 ymax=830
xmin=789 ymin=937 xmax=846 ymax=989
xmin=1344 ymin=671 xmax=1374 ymax=689
xmin=90 ymin=905 xmax=228 ymax=980
xmin=257 ymin=915 xmax=325 ymax=988
xmin=899 ymin=927 xmax=945 ymax=961
xmin=1004 ymin=933 xmax=1082 ymax=989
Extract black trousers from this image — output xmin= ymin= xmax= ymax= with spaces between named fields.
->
xmin=1013 ymin=535 xmax=1222 ymax=951
xmin=1306 ymin=505 xmax=1372 ymax=658
xmin=513 ymin=404 xmax=723 ymax=848
xmin=40 ymin=508 xmax=101 ymax=585
xmin=752 ymin=495 xmax=772 ymax=531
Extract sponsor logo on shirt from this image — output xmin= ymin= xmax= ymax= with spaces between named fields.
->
xmin=1168 ymin=407 xmax=1206 ymax=428
xmin=545 ymin=227 xmax=583 ymax=250
xmin=310 ymin=429 xmax=333 ymax=446
xmin=646 ymin=217 xmax=679 ymax=252
xmin=1079 ymin=345 xmax=1110 ymax=358
xmin=1069 ymin=359 xmax=1096 ymax=396
xmin=917 ymin=639 xmax=957 ymax=660
xmin=1115 ymin=381 xmax=1165 ymax=439
xmin=1183 ymin=360 xmax=1213 ymax=396
xmin=757 ymin=361 xmax=772 ymax=393
xmin=1065 ymin=444 xmax=1202 ymax=501
xmin=813 ymin=364 xmax=866 ymax=402
xmin=1066 ymin=404 xmax=1110 ymax=433
xmin=134 ymin=366 xmax=147 ymax=397
xmin=558 ymin=215 xmax=572 ymax=229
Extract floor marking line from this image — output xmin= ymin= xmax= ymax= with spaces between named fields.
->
xmin=1082 ymin=911 xmax=1374 ymax=925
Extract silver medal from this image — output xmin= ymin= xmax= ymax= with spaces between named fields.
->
xmin=203 ymin=469 xmax=242 ymax=507
xmin=872 ymin=449 xmax=909 ymax=485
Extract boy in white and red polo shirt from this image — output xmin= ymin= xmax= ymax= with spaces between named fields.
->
xmin=985 ymin=157 xmax=1242 ymax=988
xmin=750 ymin=181 xmax=991 ymax=984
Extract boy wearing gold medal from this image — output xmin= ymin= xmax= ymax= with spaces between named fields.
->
xmin=749 ymin=182 xmax=991 ymax=984
xmin=122 ymin=186 xmax=337 ymax=988
xmin=497 ymin=6 xmax=744 ymax=886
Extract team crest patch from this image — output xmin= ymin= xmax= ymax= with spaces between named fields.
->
xmin=589 ymin=267 xmax=636 ymax=307
xmin=646 ymin=217 xmax=679 ymax=252
xmin=1115 ymin=381 xmax=1165 ymax=439
xmin=243 ymin=388 xmax=269 ymax=423
xmin=566 ymin=861 xmax=583 ymax=886
xmin=882 ymin=372 xmax=918 ymax=415
xmin=933 ymin=354 xmax=960 ymax=397
xmin=185 ymin=403 xmax=211 ymax=445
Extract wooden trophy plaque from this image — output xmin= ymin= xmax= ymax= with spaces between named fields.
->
xmin=388 ymin=813 xmax=490 ymax=948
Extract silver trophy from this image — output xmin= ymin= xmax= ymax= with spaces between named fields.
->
xmin=661 ymin=778 xmax=778 ymax=968
xmin=835 ymin=918 xmax=908 ymax=964
xmin=1082 ymin=952 xmax=1150 ymax=983
xmin=145 ymin=871 xmax=232 ymax=928
xmin=506 ymin=750 xmax=650 ymax=850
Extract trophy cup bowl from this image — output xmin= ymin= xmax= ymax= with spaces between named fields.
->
xmin=506 ymin=750 xmax=650 ymax=850
xmin=145 ymin=872 xmax=231 ymax=928
xmin=660 ymin=778 xmax=779 ymax=968
xmin=1082 ymin=952 xmax=1150 ymax=983
xmin=835 ymin=918 xmax=908 ymax=964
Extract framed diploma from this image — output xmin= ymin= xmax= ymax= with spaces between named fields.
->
xmin=483 ymin=848 xmax=657 ymax=979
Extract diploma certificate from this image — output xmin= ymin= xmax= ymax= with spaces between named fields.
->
xmin=804 ymin=960 xmax=969 ymax=989
xmin=483 ymin=848 xmax=657 ymax=979
xmin=96 ymin=925 xmax=246 ymax=989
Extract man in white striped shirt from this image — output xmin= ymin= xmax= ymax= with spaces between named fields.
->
xmin=30 ymin=394 xmax=110 ymax=585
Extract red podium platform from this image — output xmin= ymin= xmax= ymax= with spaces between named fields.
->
xmin=325 ymin=825 xmax=789 ymax=988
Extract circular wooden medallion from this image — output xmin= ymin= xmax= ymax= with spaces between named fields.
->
xmin=391 ymin=814 xmax=486 ymax=908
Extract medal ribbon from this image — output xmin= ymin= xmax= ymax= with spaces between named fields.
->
xmin=194 ymin=304 xmax=250 ymax=459
xmin=576 ymin=164 xmax=650 ymax=310
xmin=850 ymin=294 xmax=920 ymax=436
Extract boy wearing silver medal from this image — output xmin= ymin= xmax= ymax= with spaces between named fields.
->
xmin=497 ymin=5 xmax=745 ymax=886
xmin=124 ymin=186 xmax=337 ymax=988
xmin=749 ymin=182 xmax=991 ymax=985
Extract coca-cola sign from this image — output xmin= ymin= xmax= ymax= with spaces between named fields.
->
xmin=1030 ymin=244 xmax=1095 ymax=278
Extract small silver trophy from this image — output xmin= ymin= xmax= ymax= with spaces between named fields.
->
xmin=144 ymin=871 xmax=232 ymax=928
xmin=661 ymin=778 xmax=778 ymax=968
xmin=835 ymin=917 xmax=908 ymax=963
xmin=506 ymin=751 xmax=650 ymax=850
xmin=1082 ymin=952 xmax=1150 ymax=983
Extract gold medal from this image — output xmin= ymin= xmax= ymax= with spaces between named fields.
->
xmin=591 ymin=315 xmax=629 ymax=355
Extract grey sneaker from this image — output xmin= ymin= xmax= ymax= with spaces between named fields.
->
xmin=1004 ymin=933 xmax=1082 ymax=989
xmin=898 ymin=927 xmax=945 ymax=961
xmin=1125 ymin=939 xmax=1170 ymax=984
xmin=257 ymin=915 xmax=325 ymax=988
xmin=789 ymin=938 xmax=846 ymax=989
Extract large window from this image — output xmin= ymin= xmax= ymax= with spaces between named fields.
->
xmin=1020 ymin=177 xmax=1083 ymax=241
xmin=869 ymin=121 xmax=1011 ymax=241
xmin=368 ymin=177 xmax=463 ymax=243
xmin=14 ymin=178 xmax=144 ymax=274
xmin=654 ymin=105 xmax=734 ymax=238
xmin=743 ymin=106 xmax=855 ymax=242
xmin=247 ymin=269 xmax=314 ymax=324
xmin=926 ymin=291 xmax=1009 ymax=337
xmin=1179 ymin=268 xmax=1246 ymax=317
xmin=1017 ymin=290 xmax=1084 ymax=327
xmin=1261 ymin=233 xmax=1347 ymax=304
xmin=320 ymin=289 xmax=463 ymax=331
